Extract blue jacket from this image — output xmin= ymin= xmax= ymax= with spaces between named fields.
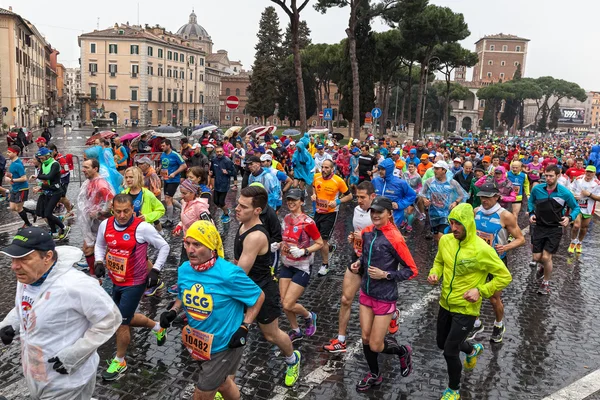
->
xmin=528 ymin=182 xmax=580 ymax=227
xmin=249 ymin=167 xmax=282 ymax=209
xmin=372 ymin=158 xmax=416 ymax=225
xmin=210 ymin=155 xmax=236 ymax=193
xmin=589 ymin=145 xmax=600 ymax=170
xmin=292 ymin=134 xmax=315 ymax=185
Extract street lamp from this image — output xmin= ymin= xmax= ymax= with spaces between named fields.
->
xmin=421 ymin=56 xmax=440 ymax=137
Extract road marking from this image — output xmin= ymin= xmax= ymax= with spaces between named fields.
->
xmin=542 ymin=368 xmax=600 ymax=400
xmin=76 ymin=136 xmax=82 ymax=139
xmin=67 ymin=137 xmax=73 ymax=140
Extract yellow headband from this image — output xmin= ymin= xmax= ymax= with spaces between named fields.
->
xmin=185 ymin=221 xmax=224 ymax=258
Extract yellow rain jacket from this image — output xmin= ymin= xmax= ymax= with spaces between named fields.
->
xmin=429 ymin=203 xmax=512 ymax=316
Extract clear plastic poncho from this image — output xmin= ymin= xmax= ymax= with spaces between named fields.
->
xmin=84 ymin=145 xmax=123 ymax=194
xmin=420 ymin=177 xmax=468 ymax=227
xmin=77 ymin=176 xmax=115 ymax=245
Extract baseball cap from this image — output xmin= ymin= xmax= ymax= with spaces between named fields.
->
xmin=392 ymin=148 xmax=401 ymax=155
xmin=191 ymin=143 xmax=201 ymax=149
xmin=246 ymin=155 xmax=261 ymax=164
xmin=206 ymin=143 xmax=215 ymax=149
xmin=409 ymin=148 xmax=417 ymax=154
xmin=453 ymin=157 xmax=462 ymax=163
xmin=260 ymin=154 xmax=272 ymax=162
xmin=586 ymin=165 xmax=597 ymax=173
xmin=35 ymin=137 xmax=46 ymax=143
xmin=433 ymin=160 xmax=449 ymax=170
xmin=286 ymin=188 xmax=305 ymax=201
xmin=0 ymin=226 xmax=55 ymax=258
xmin=316 ymin=144 xmax=324 ymax=150
xmin=420 ymin=154 xmax=429 ymax=160
xmin=36 ymin=147 xmax=51 ymax=157
xmin=482 ymin=156 xmax=491 ymax=162
xmin=477 ymin=182 xmax=500 ymax=197
xmin=351 ymin=147 xmax=360 ymax=153
xmin=136 ymin=156 xmax=153 ymax=165
xmin=429 ymin=152 xmax=436 ymax=158
xmin=369 ymin=196 xmax=393 ymax=212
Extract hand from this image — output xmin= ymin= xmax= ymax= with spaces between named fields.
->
xmin=0 ymin=326 xmax=15 ymax=345
xmin=529 ymin=214 xmax=537 ymax=224
xmin=368 ymin=266 xmax=387 ymax=280
xmin=350 ymin=260 xmax=361 ymax=274
xmin=5 ymin=172 xmax=12 ymax=179
xmin=228 ymin=325 xmax=249 ymax=348
xmin=581 ymin=190 xmax=591 ymax=197
xmin=289 ymin=246 xmax=305 ymax=258
xmin=560 ymin=216 xmax=570 ymax=227
xmin=427 ymin=274 xmax=439 ymax=285
xmin=33 ymin=186 xmax=41 ymax=193
xmin=160 ymin=309 xmax=177 ymax=328
xmin=270 ymin=242 xmax=280 ymax=252
xmin=423 ymin=198 xmax=431 ymax=207
xmin=494 ymin=244 xmax=508 ymax=254
xmin=367 ymin=170 xmax=372 ymax=176
xmin=328 ymin=200 xmax=337 ymax=209
xmin=94 ymin=262 xmax=106 ymax=278
xmin=172 ymin=225 xmax=183 ymax=236
xmin=347 ymin=232 xmax=355 ymax=244
xmin=138 ymin=215 xmax=145 ymax=221
xmin=311 ymin=194 xmax=316 ymax=202
xmin=29 ymin=175 xmax=37 ymax=181
xmin=450 ymin=201 xmax=458 ymax=210
xmin=167 ymin=174 xmax=173 ymax=180
xmin=463 ymin=288 xmax=480 ymax=303
xmin=222 ymin=168 xmax=228 ymax=174
xmin=48 ymin=357 xmax=68 ymax=374
xmin=392 ymin=202 xmax=399 ymax=210
xmin=147 ymin=268 xmax=160 ymax=288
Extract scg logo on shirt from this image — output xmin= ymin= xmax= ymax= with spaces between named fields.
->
xmin=183 ymin=284 xmax=213 ymax=321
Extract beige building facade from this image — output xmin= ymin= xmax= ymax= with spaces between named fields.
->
xmin=64 ymin=67 xmax=81 ymax=109
xmin=472 ymin=34 xmax=529 ymax=83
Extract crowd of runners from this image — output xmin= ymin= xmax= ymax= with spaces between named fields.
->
xmin=0 ymin=128 xmax=598 ymax=400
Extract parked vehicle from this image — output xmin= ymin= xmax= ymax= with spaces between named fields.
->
xmin=7 ymin=127 xmax=33 ymax=146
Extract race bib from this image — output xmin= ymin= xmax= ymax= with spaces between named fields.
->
xmin=160 ymin=169 xmax=169 ymax=179
xmin=182 ymin=325 xmax=213 ymax=361
xmin=578 ymin=198 xmax=588 ymax=208
xmin=513 ymin=185 xmax=521 ymax=195
xmin=316 ymin=198 xmax=330 ymax=213
xmin=106 ymin=252 xmax=128 ymax=282
xmin=353 ymin=232 xmax=363 ymax=257
xmin=476 ymin=230 xmax=494 ymax=247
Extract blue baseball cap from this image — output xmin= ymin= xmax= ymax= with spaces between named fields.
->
xmin=316 ymin=144 xmax=324 ymax=150
xmin=256 ymin=146 xmax=266 ymax=154
xmin=409 ymin=149 xmax=417 ymax=154
xmin=36 ymin=147 xmax=52 ymax=157
xmin=351 ymin=147 xmax=360 ymax=153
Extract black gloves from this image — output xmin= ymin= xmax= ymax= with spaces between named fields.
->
xmin=0 ymin=326 xmax=15 ymax=345
xmin=147 ymin=268 xmax=160 ymax=288
xmin=160 ymin=310 xmax=177 ymax=329
xmin=48 ymin=357 xmax=68 ymax=374
xmin=228 ymin=324 xmax=249 ymax=348
xmin=94 ymin=262 xmax=106 ymax=278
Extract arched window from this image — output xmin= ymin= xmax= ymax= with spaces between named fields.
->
xmin=225 ymin=88 xmax=231 ymax=96
xmin=235 ymin=88 xmax=240 ymax=96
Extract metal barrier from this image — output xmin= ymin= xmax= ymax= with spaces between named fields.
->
xmin=3 ymin=154 xmax=83 ymax=189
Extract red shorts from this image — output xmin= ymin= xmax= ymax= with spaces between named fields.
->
xmin=359 ymin=290 xmax=396 ymax=316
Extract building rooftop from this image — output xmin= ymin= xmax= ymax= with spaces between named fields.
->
xmin=476 ymin=33 xmax=530 ymax=43
xmin=0 ymin=7 xmax=17 ymax=15
xmin=176 ymin=11 xmax=211 ymax=41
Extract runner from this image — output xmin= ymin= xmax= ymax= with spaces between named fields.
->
xmin=136 ymin=156 xmax=162 ymax=198
xmin=568 ymin=165 xmax=600 ymax=254
xmin=528 ymin=164 xmax=580 ymax=295
xmin=506 ymin=161 xmax=530 ymax=218
xmin=114 ymin=137 xmax=129 ymax=173
xmin=246 ymin=155 xmax=283 ymax=211
xmin=0 ymin=229 xmax=121 ymax=399
xmin=94 ymin=194 xmax=170 ymax=380
xmin=272 ymin=188 xmax=323 ymax=342
xmin=261 ymin=154 xmax=293 ymax=194
xmin=233 ymin=185 xmax=301 ymax=387
xmin=358 ymin=145 xmax=377 ymax=183
xmin=470 ymin=182 xmax=525 ymax=343
xmin=565 ymin=158 xmax=586 ymax=182
xmin=349 ymin=196 xmax=417 ymax=391
xmin=47 ymin=144 xmax=74 ymax=218
xmin=312 ymin=159 xmax=353 ymax=276
xmin=403 ymin=162 xmax=424 ymax=231
xmin=372 ymin=158 xmax=416 ymax=228
xmin=159 ymin=221 xmax=265 ymax=400
xmin=5 ymin=146 xmax=35 ymax=228
xmin=314 ymin=144 xmax=333 ymax=173
xmin=428 ymin=203 xmax=512 ymax=400
xmin=210 ymin=146 xmax=236 ymax=223
xmin=160 ymin=139 xmax=187 ymax=227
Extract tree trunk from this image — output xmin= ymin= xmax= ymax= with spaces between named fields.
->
xmin=406 ymin=62 xmax=413 ymax=124
xmin=347 ymin=2 xmax=360 ymax=139
xmin=381 ymin=82 xmax=391 ymax=136
xmin=399 ymin=88 xmax=406 ymax=129
xmin=443 ymin=78 xmax=451 ymax=137
xmin=325 ymin=80 xmax=332 ymax=131
xmin=413 ymin=62 xmax=427 ymax=140
xmin=492 ymin=100 xmax=498 ymax=132
xmin=290 ymin=12 xmax=307 ymax=133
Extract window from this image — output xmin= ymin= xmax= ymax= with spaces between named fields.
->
xmin=180 ymin=70 xmax=184 ymax=79
xmin=501 ymin=61 xmax=506 ymax=66
xmin=109 ymin=64 xmax=117 ymax=76
xmin=235 ymin=88 xmax=241 ymax=96
xmin=199 ymin=74 xmax=204 ymax=82
xmin=189 ymin=56 xmax=194 ymax=64
xmin=148 ymin=46 xmax=153 ymax=56
xmin=130 ymin=45 xmax=139 ymax=55
xmin=167 ymin=51 xmax=172 ymax=60
xmin=514 ymin=61 xmax=520 ymax=67
xmin=90 ymin=43 xmax=96 ymax=53
xmin=109 ymin=44 xmax=118 ymax=54
xmin=500 ymin=73 xmax=505 ymax=79
xmin=90 ymin=86 xmax=97 ymax=100
xmin=88 ymin=63 xmax=98 ymax=73
xmin=487 ymin=72 xmax=492 ymax=78
xmin=334 ymin=93 xmax=339 ymax=100
xmin=180 ymin=90 xmax=184 ymax=103
xmin=158 ymin=48 xmax=163 ymax=58
xmin=180 ymin=53 xmax=184 ymax=62
xmin=167 ymin=69 xmax=172 ymax=78
xmin=200 ymin=93 xmax=204 ymax=104
xmin=480 ymin=100 xmax=485 ymax=108
xmin=488 ymin=60 xmax=493 ymax=65
xmin=200 ymin=58 xmax=204 ymax=66
xmin=173 ymin=91 xmax=177 ymax=103
xmin=158 ymin=66 xmax=163 ymax=76
xmin=148 ymin=88 xmax=153 ymax=102
xmin=502 ymin=45 xmax=508 ymax=51
xmin=324 ymin=93 xmax=328 ymax=100
xmin=131 ymin=89 xmax=138 ymax=101
xmin=167 ymin=89 xmax=172 ymax=103
xmin=189 ymin=91 xmax=193 ymax=103
xmin=109 ymin=87 xmax=117 ymax=100
xmin=158 ymin=109 xmax=163 ymax=122
xmin=489 ymin=45 xmax=495 ymax=51
xmin=226 ymin=88 xmax=231 ymax=96
xmin=516 ymin=46 xmax=521 ymax=52
xmin=190 ymin=71 xmax=193 ymax=80
xmin=147 ymin=65 xmax=153 ymax=75
xmin=131 ymin=64 xmax=139 ymax=78
xmin=158 ymin=88 xmax=163 ymax=102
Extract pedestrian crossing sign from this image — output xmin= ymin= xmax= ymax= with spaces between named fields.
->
xmin=323 ymin=108 xmax=333 ymax=121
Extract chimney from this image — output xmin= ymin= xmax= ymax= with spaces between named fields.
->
xmin=9 ymin=6 xmax=12 ymax=11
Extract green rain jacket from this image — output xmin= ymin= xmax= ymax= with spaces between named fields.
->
xmin=429 ymin=203 xmax=512 ymax=316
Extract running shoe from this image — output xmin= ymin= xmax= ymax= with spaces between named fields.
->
xmin=56 ymin=226 xmax=71 ymax=241
xmin=388 ymin=308 xmax=400 ymax=334
xmin=102 ymin=359 xmax=127 ymax=381
xmin=466 ymin=323 xmax=484 ymax=341
xmin=318 ymin=265 xmax=329 ymax=276
xmin=568 ymin=242 xmax=576 ymax=254
xmin=399 ymin=221 xmax=407 ymax=230
xmin=214 ymin=392 xmax=224 ymax=400
xmin=162 ymin=220 xmax=174 ymax=228
xmin=167 ymin=284 xmax=179 ymax=295
xmin=576 ymin=243 xmax=582 ymax=253
xmin=490 ymin=325 xmax=505 ymax=343
xmin=154 ymin=327 xmax=167 ymax=346
xmin=535 ymin=266 xmax=545 ymax=281
xmin=356 ymin=372 xmax=382 ymax=392
xmin=529 ymin=261 xmax=538 ymax=268
xmin=463 ymin=343 xmax=483 ymax=371
xmin=441 ymin=387 xmax=460 ymax=400
xmin=288 ymin=330 xmax=304 ymax=343
xmin=405 ymin=225 xmax=413 ymax=233
xmin=284 ymin=350 xmax=301 ymax=387
xmin=304 ymin=312 xmax=317 ymax=336
xmin=323 ymin=338 xmax=347 ymax=353
xmin=222 ymin=215 xmax=231 ymax=224
xmin=399 ymin=345 xmax=413 ymax=377
xmin=144 ymin=280 xmax=165 ymax=296
xmin=418 ymin=213 xmax=426 ymax=221
xmin=537 ymin=281 xmax=550 ymax=295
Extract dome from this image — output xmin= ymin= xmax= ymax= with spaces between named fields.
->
xmin=177 ymin=11 xmax=211 ymax=40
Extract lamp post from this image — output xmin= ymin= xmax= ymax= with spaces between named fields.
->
xmin=421 ymin=56 xmax=440 ymax=138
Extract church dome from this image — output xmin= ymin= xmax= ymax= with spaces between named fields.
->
xmin=176 ymin=11 xmax=211 ymax=40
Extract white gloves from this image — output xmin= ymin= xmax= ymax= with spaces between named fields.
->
xmin=289 ymin=246 xmax=305 ymax=258
xmin=271 ymin=242 xmax=280 ymax=253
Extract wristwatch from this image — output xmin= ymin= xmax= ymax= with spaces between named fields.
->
xmin=386 ymin=273 xmax=392 ymax=281
xmin=304 ymin=248 xmax=310 ymax=256
xmin=241 ymin=322 xmax=250 ymax=330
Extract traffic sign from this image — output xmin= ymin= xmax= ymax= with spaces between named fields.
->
xmin=323 ymin=108 xmax=333 ymax=121
xmin=371 ymin=107 xmax=382 ymax=119
xmin=319 ymin=111 xmax=324 ymax=118
xmin=226 ymin=95 xmax=239 ymax=110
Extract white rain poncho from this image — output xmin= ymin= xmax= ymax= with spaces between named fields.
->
xmin=420 ymin=177 xmax=468 ymax=227
xmin=0 ymin=246 xmax=122 ymax=400
xmin=76 ymin=176 xmax=115 ymax=246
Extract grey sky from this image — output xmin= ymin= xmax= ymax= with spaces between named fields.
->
xmin=5 ymin=0 xmax=597 ymax=91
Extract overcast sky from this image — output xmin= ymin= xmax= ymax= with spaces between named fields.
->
xmin=5 ymin=0 xmax=597 ymax=90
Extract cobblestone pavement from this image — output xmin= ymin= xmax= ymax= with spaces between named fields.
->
xmin=1 ymin=125 xmax=600 ymax=399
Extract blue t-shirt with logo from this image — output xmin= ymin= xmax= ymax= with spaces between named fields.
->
xmin=160 ymin=150 xmax=185 ymax=183
xmin=9 ymin=158 xmax=28 ymax=192
xmin=178 ymin=257 xmax=262 ymax=354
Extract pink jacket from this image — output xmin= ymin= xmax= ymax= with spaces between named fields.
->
xmin=177 ymin=197 xmax=210 ymax=232
xmin=475 ymin=166 xmax=516 ymax=207
xmin=223 ymin=142 xmax=234 ymax=158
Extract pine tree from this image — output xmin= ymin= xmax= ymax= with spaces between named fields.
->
xmin=247 ymin=7 xmax=283 ymax=120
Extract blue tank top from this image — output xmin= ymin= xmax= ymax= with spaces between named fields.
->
xmin=475 ymin=206 xmax=508 ymax=259
xmin=507 ymin=171 xmax=525 ymax=197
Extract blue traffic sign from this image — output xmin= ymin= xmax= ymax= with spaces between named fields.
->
xmin=323 ymin=108 xmax=333 ymax=121
xmin=371 ymin=107 xmax=382 ymax=119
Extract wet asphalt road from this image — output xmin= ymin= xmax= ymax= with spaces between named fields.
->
xmin=1 ymin=123 xmax=600 ymax=399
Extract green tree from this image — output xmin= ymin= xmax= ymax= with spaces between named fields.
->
xmin=247 ymin=7 xmax=283 ymax=121
xmin=502 ymin=77 xmax=542 ymax=132
xmin=477 ymin=82 xmax=514 ymax=132
xmin=271 ymin=0 xmax=313 ymax=132
xmin=277 ymin=56 xmax=317 ymax=126
xmin=534 ymin=76 xmax=587 ymax=128
xmin=282 ymin=20 xmax=312 ymax=55
xmin=548 ymin=103 xmax=561 ymax=131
